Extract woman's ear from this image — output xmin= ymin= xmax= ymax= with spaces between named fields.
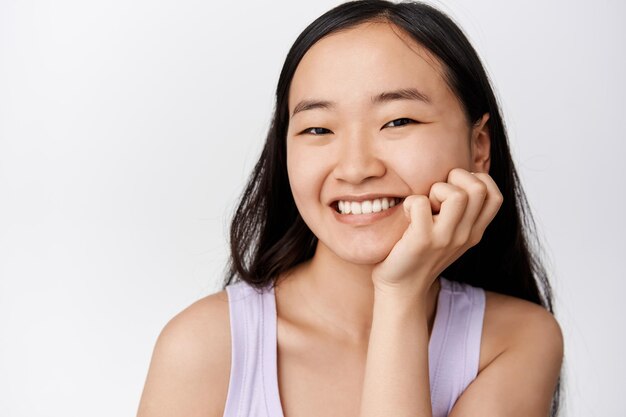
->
xmin=471 ymin=112 xmax=491 ymax=173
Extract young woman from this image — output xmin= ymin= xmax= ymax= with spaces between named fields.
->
xmin=137 ymin=1 xmax=564 ymax=416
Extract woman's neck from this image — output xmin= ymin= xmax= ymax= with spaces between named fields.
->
xmin=274 ymin=241 xmax=441 ymax=347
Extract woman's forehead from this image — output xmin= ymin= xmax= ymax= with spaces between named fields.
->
xmin=288 ymin=22 xmax=451 ymax=113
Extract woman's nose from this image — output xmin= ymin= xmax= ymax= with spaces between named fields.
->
xmin=332 ymin=132 xmax=386 ymax=184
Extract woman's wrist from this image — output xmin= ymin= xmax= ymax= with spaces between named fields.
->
xmin=372 ymin=276 xmax=432 ymax=309
xmin=372 ymin=285 xmax=431 ymax=320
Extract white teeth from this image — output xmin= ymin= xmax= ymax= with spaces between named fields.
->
xmin=337 ymin=197 xmax=401 ymax=215
xmin=361 ymin=200 xmax=372 ymax=214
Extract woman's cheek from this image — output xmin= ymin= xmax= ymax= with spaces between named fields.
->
xmin=287 ymin=147 xmax=326 ymax=208
xmin=390 ymin=143 xmax=449 ymax=193
xmin=407 ymin=128 xmax=470 ymax=183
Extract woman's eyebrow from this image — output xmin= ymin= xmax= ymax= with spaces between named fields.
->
xmin=291 ymin=87 xmax=432 ymax=118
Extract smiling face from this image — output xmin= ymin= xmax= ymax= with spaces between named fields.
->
xmin=285 ymin=21 xmax=490 ymax=265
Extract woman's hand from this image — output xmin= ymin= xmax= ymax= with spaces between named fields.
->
xmin=371 ymin=167 xmax=503 ymax=300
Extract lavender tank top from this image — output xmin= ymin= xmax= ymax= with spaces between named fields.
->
xmin=223 ymin=276 xmax=485 ymax=417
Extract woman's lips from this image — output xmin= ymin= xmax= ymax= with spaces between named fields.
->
xmin=331 ymin=200 xmax=403 ymax=225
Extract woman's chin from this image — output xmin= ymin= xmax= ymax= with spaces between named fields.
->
xmin=315 ymin=230 xmax=404 ymax=265
xmin=333 ymin=244 xmax=394 ymax=265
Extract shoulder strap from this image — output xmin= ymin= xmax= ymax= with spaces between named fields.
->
xmin=223 ymin=281 xmax=281 ymax=417
xmin=429 ymin=277 xmax=486 ymax=417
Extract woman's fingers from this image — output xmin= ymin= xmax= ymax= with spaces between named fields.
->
xmin=467 ymin=172 xmax=503 ymax=245
xmin=373 ymin=169 xmax=502 ymax=289
xmin=373 ymin=169 xmax=503 ymax=293
xmin=428 ymin=181 xmax=468 ymax=246
xmin=428 ymin=168 xmax=500 ymax=250
xmin=402 ymin=168 xmax=503 ymax=253
xmin=402 ymin=195 xmax=434 ymax=245
xmin=446 ymin=168 xmax=489 ymax=246
xmin=374 ymin=195 xmax=434 ymax=285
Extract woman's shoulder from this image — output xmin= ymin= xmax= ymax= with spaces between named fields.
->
xmin=480 ymin=289 xmax=563 ymax=372
xmin=137 ymin=290 xmax=232 ymax=417
xmin=154 ymin=289 xmax=231 ymax=365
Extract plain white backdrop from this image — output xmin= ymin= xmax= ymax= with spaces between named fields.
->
xmin=1 ymin=0 xmax=624 ymax=415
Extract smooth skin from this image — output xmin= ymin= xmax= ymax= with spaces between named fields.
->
xmin=137 ymin=21 xmax=563 ymax=417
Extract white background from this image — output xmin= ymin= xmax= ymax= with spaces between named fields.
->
xmin=1 ymin=0 xmax=624 ymax=416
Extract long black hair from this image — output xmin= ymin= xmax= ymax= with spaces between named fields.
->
xmin=221 ymin=1 xmax=562 ymax=414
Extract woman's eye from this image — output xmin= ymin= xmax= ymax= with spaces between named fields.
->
xmin=301 ymin=119 xmax=418 ymax=135
xmin=302 ymin=127 xmax=332 ymax=135
xmin=384 ymin=118 xmax=417 ymax=128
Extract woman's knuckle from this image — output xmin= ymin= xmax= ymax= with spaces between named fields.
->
xmin=468 ymin=232 xmax=482 ymax=247
xmin=470 ymin=182 xmax=487 ymax=198
xmin=492 ymin=191 xmax=504 ymax=207
xmin=447 ymin=167 xmax=464 ymax=180
xmin=456 ymin=189 xmax=469 ymax=205
xmin=453 ymin=235 xmax=467 ymax=248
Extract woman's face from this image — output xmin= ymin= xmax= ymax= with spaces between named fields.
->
xmin=286 ymin=22 xmax=490 ymax=265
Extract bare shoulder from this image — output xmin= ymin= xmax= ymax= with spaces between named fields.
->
xmin=481 ymin=290 xmax=564 ymax=371
xmin=485 ymin=291 xmax=563 ymax=349
xmin=136 ymin=290 xmax=232 ymax=417
xmin=449 ymin=290 xmax=564 ymax=416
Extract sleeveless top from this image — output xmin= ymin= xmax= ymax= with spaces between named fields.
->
xmin=223 ymin=276 xmax=486 ymax=417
